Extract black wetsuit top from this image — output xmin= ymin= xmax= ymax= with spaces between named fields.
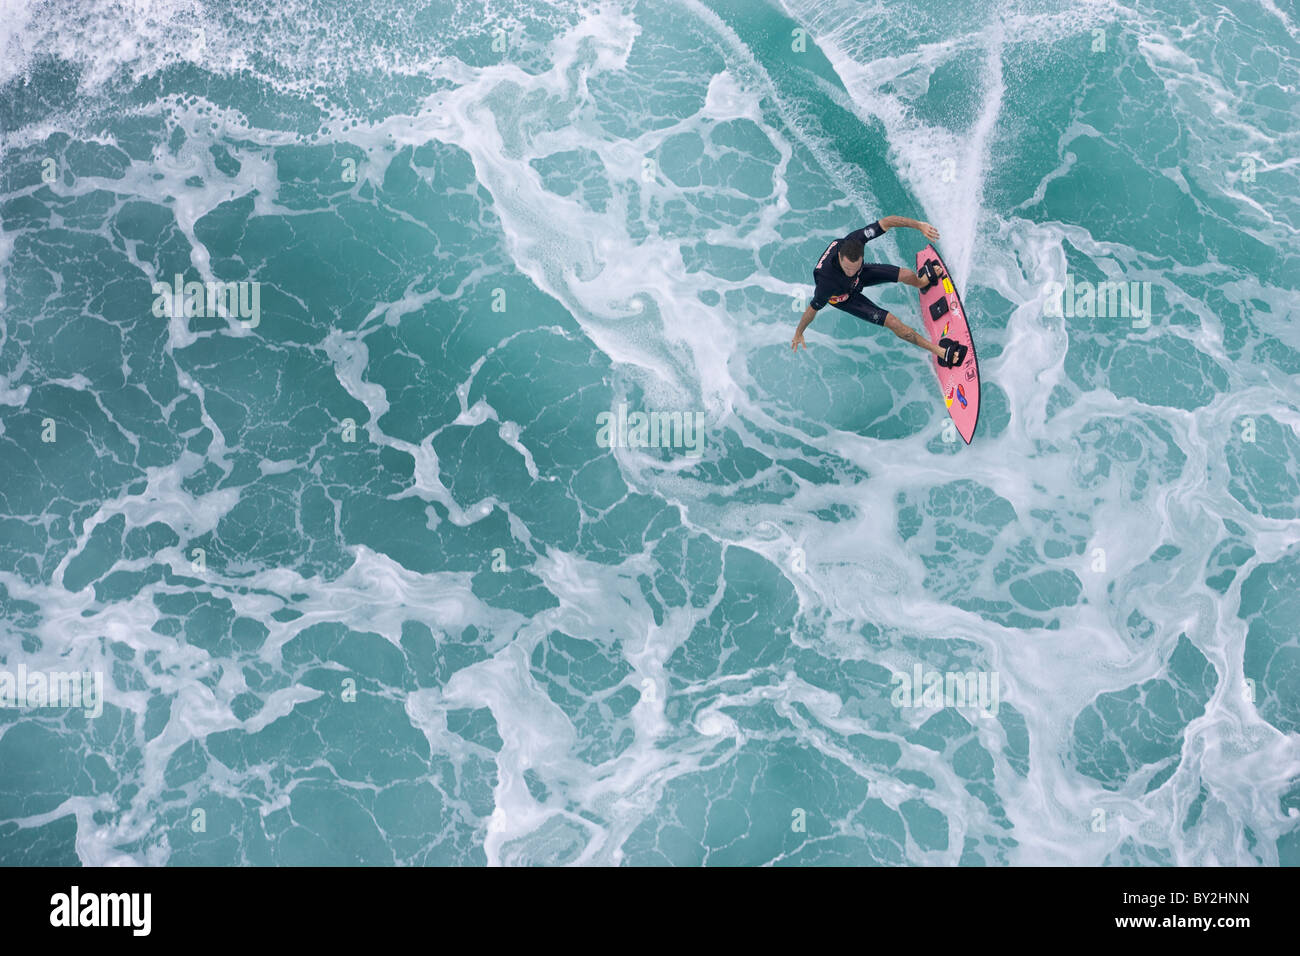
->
xmin=809 ymin=221 xmax=899 ymax=326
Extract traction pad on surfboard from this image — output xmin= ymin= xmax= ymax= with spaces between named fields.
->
xmin=929 ymin=297 xmax=949 ymax=321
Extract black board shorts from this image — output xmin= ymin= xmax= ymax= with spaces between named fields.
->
xmin=826 ymin=263 xmax=899 ymax=326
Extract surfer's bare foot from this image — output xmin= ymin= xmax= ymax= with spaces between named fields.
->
xmin=915 ymin=261 xmax=942 ymax=291
xmin=938 ymin=337 xmax=968 ymax=367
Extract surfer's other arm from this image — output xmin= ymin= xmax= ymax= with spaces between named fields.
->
xmin=791 ymin=305 xmax=816 ymax=351
xmin=878 ymin=216 xmax=940 ymax=241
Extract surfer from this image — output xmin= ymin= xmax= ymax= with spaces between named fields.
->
xmin=790 ymin=217 xmax=968 ymax=367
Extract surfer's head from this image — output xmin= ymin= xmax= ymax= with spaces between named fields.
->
xmin=838 ymin=238 xmax=864 ymax=276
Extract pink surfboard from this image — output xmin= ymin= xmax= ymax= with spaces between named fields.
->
xmin=916 ymin=244 xmax=980 ymax=444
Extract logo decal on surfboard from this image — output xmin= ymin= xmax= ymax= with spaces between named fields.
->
xmin=956 ymin=384 xmax=968 ymax=408
xmin=945 ymin=384 xmax=955 ymax=408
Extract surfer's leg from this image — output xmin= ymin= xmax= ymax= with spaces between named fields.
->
xmin=861 ymin=262 xmax=939 ymax=291
xmin=834 ymin=294 xmax=889 ymax=326
xmin=855 ymin=263 xmax=901 ymax=288
xmin=883 ymin=313 xmax=944 ymax=358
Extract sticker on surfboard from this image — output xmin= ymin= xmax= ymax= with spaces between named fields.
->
xmin=917 ymin=244 xmax=980 ymax=444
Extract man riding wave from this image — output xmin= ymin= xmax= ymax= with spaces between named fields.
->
xmin=790 ymin=216 xmax=968 ymax=368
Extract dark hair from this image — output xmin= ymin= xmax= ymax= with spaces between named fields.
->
xmin=838 ymin=238 xmax=864 ymax=263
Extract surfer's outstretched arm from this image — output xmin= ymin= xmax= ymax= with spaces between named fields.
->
xmin=791 ymin=305 xmax=817 ymax=351
xmin=879 ymin=217 xmax=940 ymax=241
xmin=884 ymin=313 xmax=944 ymax=359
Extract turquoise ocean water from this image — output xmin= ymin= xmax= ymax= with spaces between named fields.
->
xmin=0 ymin=0 xmax=1297 ymax=866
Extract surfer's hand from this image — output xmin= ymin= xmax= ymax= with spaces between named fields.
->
xmin=919 ymin=222 xmax=940 ymax=241
xmin=791 ymin=332 xmax=806 ymax=352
